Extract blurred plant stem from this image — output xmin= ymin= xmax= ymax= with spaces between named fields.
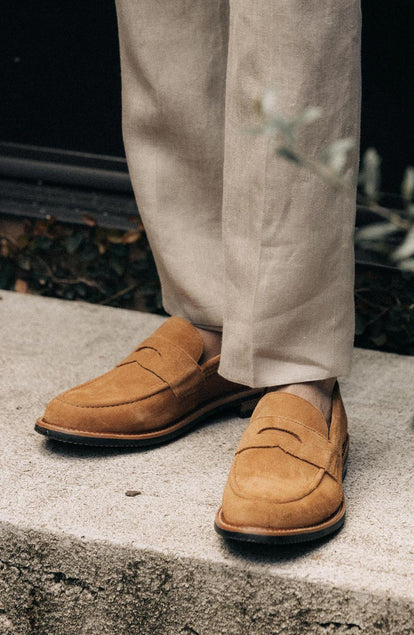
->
xmin=253 ymin=88 xmax=414 ymax=271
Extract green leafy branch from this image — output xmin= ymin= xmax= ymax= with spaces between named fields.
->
xmin=251 ymin=88 xmax=414 ymax=271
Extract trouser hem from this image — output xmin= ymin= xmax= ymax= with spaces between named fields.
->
xmin=217 ymin=361 xmax=352 ymax=390
xmin=162 ymin=300 xmax=223 ymax=333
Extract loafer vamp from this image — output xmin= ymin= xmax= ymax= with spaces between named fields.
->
xmin=230 ymin=447 xmax=327 ymax=503
xmin=222 ymin=472 xmax=343 ymax=531
xmin=56 ymin=360 xmax=167 ymax=406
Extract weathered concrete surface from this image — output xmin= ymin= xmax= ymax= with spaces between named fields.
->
xmin=0 ymin=290 xmax=413 ymax=634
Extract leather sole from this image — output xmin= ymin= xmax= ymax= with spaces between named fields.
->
xmin=214 ymin=437 xmax=349 ymax=545
xmin=34 ymin=389 xmax=264 ymax=447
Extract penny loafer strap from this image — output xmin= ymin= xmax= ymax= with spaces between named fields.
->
xmin=118 ymin=335 xmax=206 ymax=399
xmin=236 ymin=416 xmax=338 ymax=479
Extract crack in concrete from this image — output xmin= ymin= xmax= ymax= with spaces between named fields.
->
xmin=318 ymin=622 xmax=362 ymax=630
xmin=1 ymin=559 xmax=105 ymax=597
xmin=302 ymin=621 xmax=363 ymax=632
xmin=50 ymin=571 xmax=105 ymax=596
xmin=181 ymin=626 xmax=200 ymax=635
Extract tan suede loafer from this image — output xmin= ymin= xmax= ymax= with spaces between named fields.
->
xmin=215 ymin=382 xmax=349 ymax=544
xmin=35 ymin=317 xmax=264 ymax=447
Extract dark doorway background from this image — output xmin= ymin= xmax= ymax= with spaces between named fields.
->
xmin=1 ymin=1 xmax=413 ymax=193
xmin=0 ymin=1 xmax=123 ymax=157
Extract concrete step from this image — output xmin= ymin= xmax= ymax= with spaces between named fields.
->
xmin=0 ymin=290 xmax=413 ymax=634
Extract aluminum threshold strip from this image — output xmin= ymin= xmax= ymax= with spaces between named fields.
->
xmin=0 ymin=143 xmax=132 ymax=193
xmin=0 ymin=176 xmax=139 ymax=230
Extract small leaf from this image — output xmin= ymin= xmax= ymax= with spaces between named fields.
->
xmin=127 ymin=216 xmax=143 ymax=227
xmin=295 ymin=106 xmax=322 ymax=126
xmin=355 ymin=312 xmax=366 ymax=336
xmin=81 ymin=214 xmax=96 ymax=227
xmin=401 ymin=166 xmax=414 ymax=204
xmin=0 ymin=238 xmax=9 ymax=257
xmin=109 ymin=258 xmax=125 ymax=276
xmin=371 ymin=333 xmax=387 ymax=346
xmin=321 ymin=137 xmax=355 ymax=172
xmin=121 ymin=230 xmax=141 ymax=244
xmin=276 ymin=147 xmax=300 ymax=164
xmin=397 ymin=258 xmax=414 ymax=273
xmin=356 ymin=222 xmax=400 ymax=242
xmin=271 ymin=115 xmax=297 ymax=143
xmin=17 ymin=254 xmax=31 ymax=271
xmin=107 ymin=231 xmax=124 ymax=244
xmin=14 ymin=279 xmax=28 ymax=293
xmin=260 ymin=88 xmax=278 ymax=118
xmin=64 ymin=233 xmax=83 ymax=254
xmin=391 ymin=226 xmax=414 ymax=261
xmin=359 ymin=148 xmax=381 ymax=200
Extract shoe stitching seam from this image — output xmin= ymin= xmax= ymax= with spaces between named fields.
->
xmin=54 ymin=386 xmax=170 ymax=409
xmin=41 ymin=389 xmax=258 ymax=434
xmin=50 ymin=386 xmax=258 ymax=413
xmin=261 ymin=392 xmax=334 ymax=429
xmin=250 ymin=415 xmax=329 ymax=441
xmin=58 ymin=370 xmax=116 ymax=397
xmin=129 ymin=334 xmax=204 ymax=374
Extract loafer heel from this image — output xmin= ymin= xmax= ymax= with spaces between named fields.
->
xmin=236 ymin=396 xmax=262 ymax=418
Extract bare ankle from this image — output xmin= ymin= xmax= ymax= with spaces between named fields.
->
xmin=266 ymin=378 xmax=337 ymax=426
xmin=194 ymin=326 xmax=222 ymax=364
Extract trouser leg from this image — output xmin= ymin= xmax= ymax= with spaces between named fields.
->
xmin=115 ymin=0 xmax=228 ymax=329
xmin=219 ymin=0 xmax=362 ymax=387
xmin=116 ymin=0 xmax=362 ymax=387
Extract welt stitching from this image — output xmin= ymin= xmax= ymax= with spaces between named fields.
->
xmin=218 ymin=502 xmax=344 ymax=533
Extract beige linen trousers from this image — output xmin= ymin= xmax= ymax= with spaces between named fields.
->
xmin=115 ymin=0 xmax=362 ymax=388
